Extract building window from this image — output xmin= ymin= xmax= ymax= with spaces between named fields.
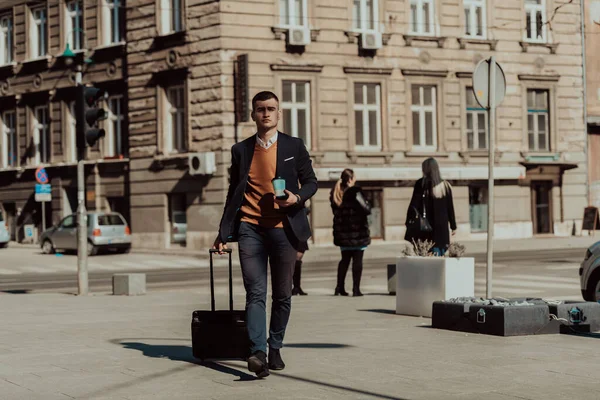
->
xmin=353 ymin=83 xmax=382 ymax=150
xmin=466 ymin=87 xmax=487 ymax=150
xmin=469 ymin=186 xmax=488 ymax=232
xmin=30 ymin=7 xmax=47 ymax=58
xmin=352 ymin=0 xmax=378 ymax=31
xmin=66 ymin=102 xmax=77 ymax=163
xmin=33 ymin=106 xmax=50 ymax=165
xmin=160 ymin=0 xmax=183 ymax=34
xmin=527 ymin=89 xmax=549 ymax=151
xmin=106 ymin=96 xmax=124 ymax=157
xmin=65 ymin=1 xmax=83 ymax=50
xmin=282 ymin=81 xmax=311 ymax=148
xmin=411 ymin=84 xmax=437 ymax=150
xmin=1 ymin=111 xmax=16 ymax=168
xmin=0 ymin=15 xmax=12 ymax=65
xmin=363 ymin=189 xmax=383 ymax=239
xmin=168 ymin=193 xmax=187 ymax=246
xmin=409 ymin=0 xmax=434 ymax=35
xmin=280 ymin=0 xmax=308 ymax=27
xmin=464 ymin=0 xmax=485 ymax=38
xmin=525 ymin=0 xmax=546 ymax=42
xmin=103 ymin=0 xmax=123 ymax=44
xmin=164 ymin=85 xmax=186 ymax=153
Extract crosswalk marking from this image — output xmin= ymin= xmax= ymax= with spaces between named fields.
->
xmin=502 ymin=274 xmax=579 ymax=284
xmin=0 ymin=268 xmax=21 ymax=275
xmin=21 ymin=266 xmax=50 ymax=274
xmin=546 ymin=265 xmax=581 ymax=270
xmin=475 ymin=278 xmax=579 ymax=290
xmin=475 ymin=287 xmax=544 ymax=295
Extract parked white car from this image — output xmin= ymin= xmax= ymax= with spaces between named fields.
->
xmin=0 ymin=212 xmax=9 ymax=248
xmin=580 ymin=241 xmax=600 ymax=301
xmin=39 ymin=212 xmax=131 ymax=256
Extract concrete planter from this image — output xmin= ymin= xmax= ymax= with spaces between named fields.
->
xmin=396 ymin=256 xmax=475 ymax=318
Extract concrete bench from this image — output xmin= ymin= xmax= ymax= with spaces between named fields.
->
xmin=112 ymin=273 xmax=146 ymax=296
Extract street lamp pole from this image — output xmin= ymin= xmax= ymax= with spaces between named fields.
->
xmin=74 ymin=66 xmax=88 ymax=296
xmin=63 ymin=37 xmax=90 ymax=296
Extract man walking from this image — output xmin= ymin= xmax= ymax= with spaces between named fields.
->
xmin=213 ymin=91 xmax=318 ymax=378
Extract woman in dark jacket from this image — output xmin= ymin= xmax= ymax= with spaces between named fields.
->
xmin=330 ymin=169 xmax=371 ymax=296
xmin=405 ymin=158 xmax=457 ymax=256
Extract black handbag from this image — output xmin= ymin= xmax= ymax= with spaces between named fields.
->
xmin=405 ymin=190 xmax=432 ymax=241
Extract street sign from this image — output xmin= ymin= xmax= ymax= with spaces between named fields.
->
xmin=35 ymin=183 xmax=51 ymax=202
xmin=472 ymin=56 xmax=506 ymax=299
xmin=24 ymin=224 xmax=34 ymax=240
xmin=472 ymin=58 xmax=506 ymax=109
xmin=35 ymin=167 xmax=49 ymax=184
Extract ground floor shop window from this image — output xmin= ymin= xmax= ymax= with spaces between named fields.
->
xmin=469 ymin=186 xmax=488 ymax=232
xmin=168 ymin=193 xmax=187 ymax=246
xmin=362 ymin=189 xmax=383 ymax=239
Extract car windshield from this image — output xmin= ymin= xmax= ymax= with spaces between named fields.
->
xmin=173 ymin=213 xmax=186 ymax=224
xmin=97 ymin=214 xmax=125 ymax=226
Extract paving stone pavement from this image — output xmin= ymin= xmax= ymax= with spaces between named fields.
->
xmin=2 ymin=272 xmax=600 ymax=400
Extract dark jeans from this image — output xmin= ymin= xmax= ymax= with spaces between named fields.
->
xmin=336 ymin=249 xmax=364 ymax=292
xmin=238 ymin=221 xmax=297 ymax=354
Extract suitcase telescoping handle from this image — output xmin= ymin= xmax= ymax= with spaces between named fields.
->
xmin=208 ymin=248 xmax=234 ymax=312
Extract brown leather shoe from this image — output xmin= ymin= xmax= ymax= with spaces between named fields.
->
xmin=247 ymin=350 xmax=270 ymax=378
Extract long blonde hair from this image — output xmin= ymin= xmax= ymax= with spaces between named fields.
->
xmin=422 ymin=157 xmax=450 ymax=199
xmin=331 ymin=168 xmax=354 ymax=206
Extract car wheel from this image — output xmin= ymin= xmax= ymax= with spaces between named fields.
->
xmin=0 ymin=242 xmax=7 ymax=249
xmin=585 ymin=271 xmax=600 ymax=302
xmin=42 ymin=240 xmax=55 ymax=254
xmin=87 ymin=241 xmax=97 ymax=256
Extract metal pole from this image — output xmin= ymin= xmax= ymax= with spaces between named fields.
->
xmin=581 ymin=0 xmax=590 ymax=207
xmin=486 ymin=57 xmax=496 ymax=299
xmin=41 ymin=201 xmax=46 ymax=235
xmin=75 ymin=69 xmax=88 ymax=296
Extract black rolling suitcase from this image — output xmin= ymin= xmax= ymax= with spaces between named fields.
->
xmin=191 ymin=248 xmax=251 ymax=361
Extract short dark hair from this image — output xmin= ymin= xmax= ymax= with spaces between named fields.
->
xmin=252 ymin=91 xmax=279 ymax=110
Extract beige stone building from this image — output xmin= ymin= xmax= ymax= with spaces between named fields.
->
xmin=0 ymin=0 xmax=129 ymax=242
xmin=585 ymin=0 xmax=600 ymax=208
xmin=0 ymin=0 xmax=589 ymax=249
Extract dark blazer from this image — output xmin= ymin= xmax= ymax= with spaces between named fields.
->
xmin=218 ymin=132 xmax=318 ymax=244
xmin=330 ymin=186 xmax=371 ymax=248
xmin=405 ymin=178 xmax=457 ymax=250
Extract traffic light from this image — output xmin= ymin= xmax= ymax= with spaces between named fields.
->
xmin=76 ymin=84 xmax=107 ymax=159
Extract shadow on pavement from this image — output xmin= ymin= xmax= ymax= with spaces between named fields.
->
xmin=285 ymin=343 xmax=351 ymax=349
xmin=358 ymin=309 xmax=397 ymax=315
xmin=0 ymin=289 xmax=31 ymax=294
xmin=219 ymin=361 xmax=411 ymax=400
xmin=118 ymin=341 xmax=256 ymax=381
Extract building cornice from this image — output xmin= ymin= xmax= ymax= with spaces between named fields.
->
xmin=270 ymin=64 xmax=324 ymax=73
xmin=401 ymin=69 xmax=448 ymax=78
xmin=343 ymin=66 xmax=393 ymax=75
xmin=517 ymin=74 xmax=560 ymax=82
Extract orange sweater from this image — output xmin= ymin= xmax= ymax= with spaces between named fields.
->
xmin=240 ymin=142 xmax=285 ymax=228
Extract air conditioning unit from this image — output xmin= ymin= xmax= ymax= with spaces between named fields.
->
xmin=189 ymin=152 xmax=216 ymax=176
xmin=360 ymin=31 xmax=383 ymax=50
xmin=288 ymin=27 xmax=311 ymax=46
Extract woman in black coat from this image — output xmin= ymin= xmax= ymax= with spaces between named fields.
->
xmin=330 ymin=169 xmax=371 ymax=296
xmin=405 ymin=158 xmax=457 ymax=256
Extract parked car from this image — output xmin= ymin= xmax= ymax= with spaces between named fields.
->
xmin=580 ymin=240 xmax=600 ymax=301
xmin=171 ymin=211 xmax=187 ymax=244
xmin=0 ymin=212 xmax=9 ymax=248
xmin=40 ymin=212 xmax=131 ymax=256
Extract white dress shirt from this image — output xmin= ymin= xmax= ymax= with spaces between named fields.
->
xmin=256 ymin=131 xmax=278 ymax=150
